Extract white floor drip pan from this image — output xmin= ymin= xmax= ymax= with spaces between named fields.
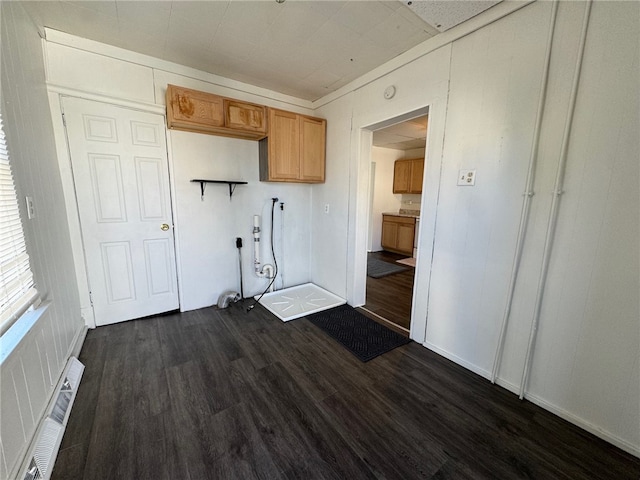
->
xmin=257 ymin=283 xmax=346 ymax=322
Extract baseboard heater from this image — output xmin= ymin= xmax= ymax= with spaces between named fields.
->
xmin=20 ymin=356 xmax=84 ymax=480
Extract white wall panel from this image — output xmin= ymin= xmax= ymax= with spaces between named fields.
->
xmin=312 ymin=93 xmax=355 ymax=298
xmin=424 ymin=1 xmax=550 ymax=372
xmin=524 ymin=0 xmax=640 ymax=451
xmin=0 ymin=3 xmax=84 ymax=477
xmin=45 ymin=43 xmax=155 ymax=104
xmin=496 ymin=0 xmax=590 ymax=390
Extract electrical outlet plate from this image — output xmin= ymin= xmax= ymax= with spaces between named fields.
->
xmin=457 ymin=169 xmax=476 ymax=186
xmin=324 ymin=204 xmax=330 ymax=214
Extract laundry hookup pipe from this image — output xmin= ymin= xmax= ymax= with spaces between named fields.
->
xmin=491 ymin=0 xmax=559 ymax=384
xmin=252 ymin=214 xmax=274 ymax=282
xmin=519 ymin=0 xmax=593 ymax=400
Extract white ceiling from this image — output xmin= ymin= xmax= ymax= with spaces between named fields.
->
xmin=372 ymin=115 xmax=428 ymax=150
xmin=19 ymin=0 xmax=500 ymax=102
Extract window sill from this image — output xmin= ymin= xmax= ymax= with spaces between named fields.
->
xmin=0 ymin=301 xmax=50 ymax=365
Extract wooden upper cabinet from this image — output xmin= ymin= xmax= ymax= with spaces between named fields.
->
xmin=260 ymin=108 xmax=326 ymax=183
xmin=393 ymin=158 xmax=424 ymax=194
xmin=166 ymin=85 xmax=266 ymax=140
xmin=165 ymin=87 xmax=326 ymax=183
xmin=299 ymin=116 xmax=326 ymax=182
xmin=268 ymin=109 xmax=300 ymax=180
xmin=166 ymin=84 xmax=224 ymax=131
xmin=393 ymin=160 xmax=412 ymax=193
xmin=224 ymin=99 xmax=267 ymax=134
xmin=410 ymin=158 xmax=424 ymax=192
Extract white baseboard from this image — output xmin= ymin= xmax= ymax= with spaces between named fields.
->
xmin=422 ymin=341 xmax=640 ymax=459
xmin=423 ymin=341 xmax=492 ymax=380
xmin=70 ymin=325 xmax=88 ymax=359
xmin=522 ymin=392 xmax=640 ymax=459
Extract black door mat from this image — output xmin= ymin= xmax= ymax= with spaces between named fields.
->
xmin=367 ymin=257 xmax=409 ymax=278
xmin=306 ymin=304 xmax=411 ymax=362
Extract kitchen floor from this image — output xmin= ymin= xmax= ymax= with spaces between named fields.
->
xmin=363 ymin=251 xmax=414 ymax=331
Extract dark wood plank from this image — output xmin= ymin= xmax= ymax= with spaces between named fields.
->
xmin=365 ymin=251 xmax=415 ymax=329
xmin=52 ymin=334 xmax=108 ymax=478
xmin=133 ymin=411 xmax=191 ymax=480
xmin=52 ymin=308 xmax=640 ymax=480
xmin=81 ymin=326 xmax=136 ymax=479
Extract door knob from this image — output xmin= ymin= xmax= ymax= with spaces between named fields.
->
xmin=161 ymin=223 xmax=170 ymax=231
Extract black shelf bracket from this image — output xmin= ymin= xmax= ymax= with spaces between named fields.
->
xmin=191 ymin=179 xmax=248 ymax=200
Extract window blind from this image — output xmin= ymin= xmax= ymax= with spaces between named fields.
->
xmin=0 ymin=113 xmax=38 ymax=336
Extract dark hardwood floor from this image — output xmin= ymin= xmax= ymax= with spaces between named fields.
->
xmin=364 ymin=251 xmax=415 ymax=330
xmin=52 ymin=302 xmax=640 ymax=480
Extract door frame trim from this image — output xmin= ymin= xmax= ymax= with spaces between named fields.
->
xmin=346 ymin=84 xmax=450 ymax=344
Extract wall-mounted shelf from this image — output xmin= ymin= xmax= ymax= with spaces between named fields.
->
xmin=191 ymin=179 xmax=248 ymax=199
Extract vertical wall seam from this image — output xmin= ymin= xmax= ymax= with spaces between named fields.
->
xmin=19 ymin=359 xmax=36 ymax=426
xmin=420 ymin=44 xmax=455 ymax=343
xmin=491 ymin=0 xmax=560 ymax=384
xmin=11 ymin=369 xmax=28 ymax=442
xmin=519 ymin=0 xmax=594 ymax=400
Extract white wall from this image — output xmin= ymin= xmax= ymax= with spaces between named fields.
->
xmin=313 ymin=0 xmax=639 ymax=455
xmin=504 ymin=0 xmax=640 ymax=450
xmin=310 ymin=93 xmax=355 ymax=298
xmin=368 ymin=146 xmax=403 ymax=252
xmin=43 ymin=38 xmax=317 ymax=313
xmin=424 ymin=0 xmax=549 ymax=378
xmin=0 ymin=3 xmax=85 ymax=478
xmin=169 ymin=131 xmax=311 ymax=310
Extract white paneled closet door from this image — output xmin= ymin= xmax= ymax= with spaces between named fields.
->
xmin=62 ymin=97 xmax=178 ymax=326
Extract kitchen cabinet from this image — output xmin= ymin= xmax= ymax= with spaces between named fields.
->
xmin=224 ymin=99 xmax=267 ymax=135
xmin=393 ymin=158 xmax=424 ymax=193
xmin=381 ymin=214 xmax=415 ymax=255
xmin=259 ymin=108 xmax=326 ymax=183
xmin=166 ymin=84 xmax=267 ymax=140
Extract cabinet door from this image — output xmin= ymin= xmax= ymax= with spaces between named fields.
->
xmin=381 ymin=220 xmax=398 ymax=250
xmin=269 ymin=109 xmax=300 ymax=180
xmin=300 ymin=116 xmax=326 ymax=182
xmin=409 ymin=159 xmax=424 ymax=193
xmin=393 ymin=160 xmax=411 ymax=193
xmin=166 ymin=85 xmax=224 ymax=131
xmin=396 ymin=223 xmax=415 ymax=254
xmin=224 ymin=99 xmax=267 ymax=135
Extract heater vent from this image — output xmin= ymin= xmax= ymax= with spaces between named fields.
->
xmin=20 ymin=356 xmax=84 ymax=480
xmin=32 ymin=419 xmax=62 ymax=478
xmin=23 ymin=458 xmax=42 ymax=480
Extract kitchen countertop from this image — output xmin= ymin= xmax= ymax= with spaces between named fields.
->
xmin=383 ymin=211 xmax=420 ymax=219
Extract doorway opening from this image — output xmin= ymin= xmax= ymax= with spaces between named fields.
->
xmin=361 ymin=112 xmax=428 ymax=334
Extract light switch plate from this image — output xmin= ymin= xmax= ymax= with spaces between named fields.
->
xmin=457 ymin=169 xmax=476 ymax=186
xmin=25 ymin=196 xmax=35 ymax=219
